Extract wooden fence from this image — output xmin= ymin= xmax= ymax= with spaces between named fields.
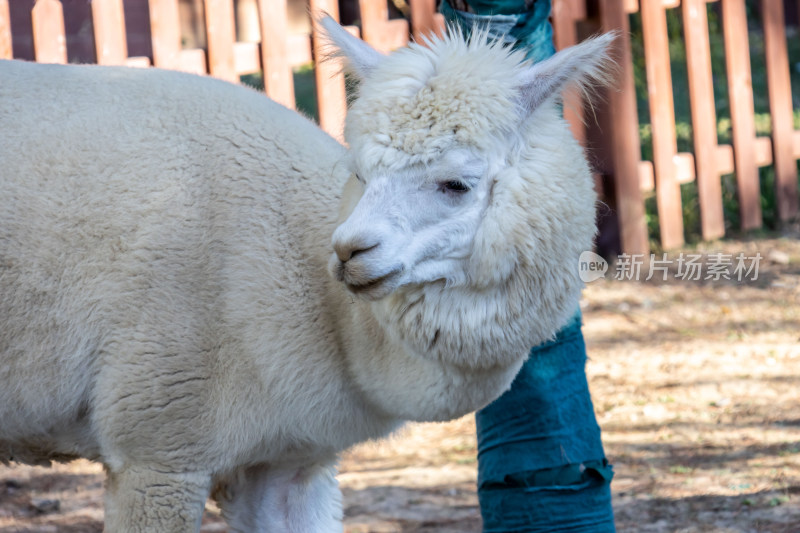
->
xmin=1 ymin=0 xmax=798 ymax=254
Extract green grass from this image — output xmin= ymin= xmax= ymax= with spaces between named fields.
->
xmin=240 ymin=62 xmax=318 ymax=121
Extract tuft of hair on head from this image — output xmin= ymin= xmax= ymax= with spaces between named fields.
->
xmin=415 ymin=21 xmax=517 ymax=61
xmin=516 ymin=32 xmax=619 ymax=115
xmin=315 ymin=14 xmax=385 ymax=80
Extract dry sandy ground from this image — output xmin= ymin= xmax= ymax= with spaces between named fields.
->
xmin=1 ymin=236 xmax=798 ymax=532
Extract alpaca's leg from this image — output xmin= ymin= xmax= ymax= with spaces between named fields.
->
xmin=215 ymin=461 xmax=343 ymax=533
xmin=103 ymin=466 xmax=211 ymax=533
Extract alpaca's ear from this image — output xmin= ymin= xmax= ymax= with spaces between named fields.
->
xmin=518 ymin=33 xmax=617 ymax=113
xmin=318 ymin=15 xmax=384 ymax=80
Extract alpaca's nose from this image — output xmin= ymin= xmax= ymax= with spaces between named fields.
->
xmin=333 ymin=239 xmax=379 ymax=263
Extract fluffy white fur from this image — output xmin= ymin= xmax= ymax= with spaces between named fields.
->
xmin=0 ymin=18 xmax=612 ymax=532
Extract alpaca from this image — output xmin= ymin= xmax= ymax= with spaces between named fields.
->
xmin=0 ymin=17 xmax=613 ymax=532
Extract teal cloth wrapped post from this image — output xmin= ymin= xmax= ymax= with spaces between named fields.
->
xmin=439 ymin=1 xmax=615 ymax=531
xmin=476 ymin=312 xmax=615 ymax=532
xmin=439 ymin=0 xmax=554 ymax=63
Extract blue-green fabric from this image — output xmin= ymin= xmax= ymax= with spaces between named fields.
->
xmin=476 ymin=312 xmax=615 ymax=532
xmin=438 ymin=3 xmax=615 ymax=529
xmin=439 ymin=0 xmax=555 ymax=63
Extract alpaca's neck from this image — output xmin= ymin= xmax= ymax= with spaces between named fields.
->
xmin=335 ymin=282 xmax=530 ymax=423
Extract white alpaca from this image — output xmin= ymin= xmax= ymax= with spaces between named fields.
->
xmin=0 ymin=18 xmax=612 ymax=532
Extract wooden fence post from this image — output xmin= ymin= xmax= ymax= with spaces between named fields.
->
xmin=149 ymin=0 xmax=182 ymax=70
xmin=359 ymin=0 xmax=409 ymax=53
xmin=309 ymin=0 xmax=348 ymax=141
xmin=682 ymin=0 xmax=725 ymax=241
xmin=552 ymin=0 xmax=587 ymax=147
xmin=204 ymin=0 xmax=237 ymax=81
xmin=409 ymin=0 xmax=444 ymax=42
xmin=600 ymin=0 xmax=649 ymax=255
xmin=32 ymin=0 xmax=67 ymax=64
xmin=721 ymin=0 xmax=761 ymax=230
xmin=0 ymin=0 xmax=11 ymax=60
xmin=761 ymin=0 xmax=799 ymax=222
xmin=91 ymin=0 xmax=128 ymax=65
xmin=256 ymin=0 xmax=295 ymax=109
xmin=641 ymin=0 xmax=683 ymax=249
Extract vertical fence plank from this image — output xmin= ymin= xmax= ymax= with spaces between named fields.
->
xmin=552 ymin=0 xmax=586 ymax=146
xmin=204 ymin=0 xmax=237 ymax=81
xmin=235 ymin=0 xmax=259 ymax=41
xmin=359 ymin=0 xmax=386 ymax=45
xmin=257 ymin=0 xmax=295 ymax=109
xmin=641 ymin=1 xmax=683 ymax=249
xmin=32 ymin=0 xmax=67 ymax=64
xmin=600 ymin=0 xmax=650 ymax=255
xmin=410 ymin=0 xmax=444 ymax=41
xmin=721 ymin=0 xmax=761 ymax=230
xmin=149 ymin=0 xmax=182 ymax=69
xmin=410 ymin=0 xmax=434 ymax=42
xmin=761 ymin=0 xmax=798 ymax=222
xmin=552 ymin=0 xmax=586 ymax=49
xmin=359 ymin=0 xmax=409 ymax=53
xmin=91 ymin=0 xmax=128 ymax=65
xmin=682 ymin=0 xmax=725 ymax=240
xmin=0 ymin=0 xmax=11 ymax=59
xmin=309 ymin=0 xmax=347 ymax=141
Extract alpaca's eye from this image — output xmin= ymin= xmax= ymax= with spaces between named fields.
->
xmin=441 ymin=180 xmax=470 ymax=193
xmin=355 ymin=173 xmax=365 ymax=184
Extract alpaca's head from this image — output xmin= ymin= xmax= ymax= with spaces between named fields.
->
xmin=324 ymin=17 xmax=614 ymax=313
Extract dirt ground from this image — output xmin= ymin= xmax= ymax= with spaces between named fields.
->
xmin=1 ymin=235 xmax=798 ymax=532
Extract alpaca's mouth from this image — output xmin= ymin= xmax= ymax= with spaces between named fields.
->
xmin=345 ymin=268 xmax=402 ymax=298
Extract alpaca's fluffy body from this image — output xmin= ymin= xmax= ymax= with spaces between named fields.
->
xmin=0 ymin=20 xmax=610 ymax=531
